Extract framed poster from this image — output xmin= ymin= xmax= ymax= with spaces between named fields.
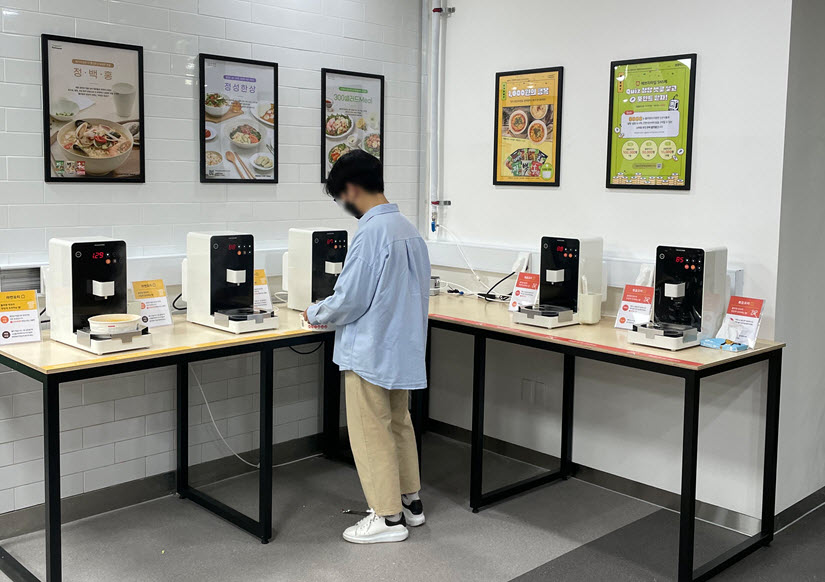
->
xmin=199 ymin=54 xmax=278 ymax=183
xmin=321 ymin=69 xmax=384 ymax=182
xmin=42 ymin=34 xmax=145 ymax=183
xmin=493 ymin=67 xmax=563 ymax=186
xmin=606 ymin=53 xmax=697 ymax=190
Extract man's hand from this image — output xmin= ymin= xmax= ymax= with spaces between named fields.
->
xmin=301 ymin=309 xmax=309 ymax=322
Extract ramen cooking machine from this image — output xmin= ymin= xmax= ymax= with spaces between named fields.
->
xmin=47 ymin=237 xmax=152 ymax=355
xmin=181 ymin=232 xmax=278 ymax=334
xmin=282 ymin=228 xmax=347 ymax=312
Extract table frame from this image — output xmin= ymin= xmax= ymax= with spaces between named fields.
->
xmin=0 ymin=332 xmax=339 ymax=582
xmin=428 ymin=318 xmax=783 ymax=582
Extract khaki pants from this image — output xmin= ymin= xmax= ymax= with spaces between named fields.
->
xmin=345 ymin=371 xmax=421 ymax=516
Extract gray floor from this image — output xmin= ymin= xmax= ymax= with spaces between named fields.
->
xmin=1 ymin=434 xmax=821 ymax=581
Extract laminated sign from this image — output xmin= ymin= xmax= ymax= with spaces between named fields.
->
xmin=132 ymin=279 xmax=172 ymax=328
xmin=253 ymin=269 xmax=273 ymax=311
xmin=509 ymin=272 xmax=540 ymax=312
xmin=0 ymin=290 xmax=41 ymax=345
xmin=717 ymin=296 xmax=764 ymax=349
xmin=615 ymin=285 xmax=654 ymax=329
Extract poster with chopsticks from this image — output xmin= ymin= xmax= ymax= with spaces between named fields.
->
xmin=0 ymin=290 xmax=41 ymax=346
xmin=42 ymin=35 xmax=145 ymax=183
xmin=494 ymin=67 xmax=563 ymax=186
xmin=199 ymin=54 xmax=278 ymax=183
xmin=321 ymin=69 xmax=384 ymax=182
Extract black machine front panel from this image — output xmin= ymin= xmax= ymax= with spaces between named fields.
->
xmin=311 ymin=230 xmax=347 ymax=302
xmin=654 ymin=246 xmax=704 ymax=328
xmin=209 ymin=234 xmax=254 ymax=314
xmin=71 ymin=240 xmax=127 ymax=332
xmin=539 ymin=237 xmax=580 ymax=311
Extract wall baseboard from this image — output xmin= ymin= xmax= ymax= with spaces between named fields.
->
xmin=0 ymin=435 xmax=321 ymax=541
xmin=428 ymin=419 xmax=762 ymax=535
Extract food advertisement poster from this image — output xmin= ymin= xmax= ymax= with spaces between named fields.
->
xmin=199 ymin=54 xmax=278 ymax=183
xmin=42 ymin=35 xmax=145 ymax=183
xmin=494 ymin=67 xmax=563 ymax=186
xmin=321 ymin=69 xmax=384 ymax=182
xmin=606 ymin=54 xmax=696 ymax=190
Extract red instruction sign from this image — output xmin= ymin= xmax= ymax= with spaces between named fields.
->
xmin=509 ymin=272 xmax=540 ymax=312
xmin=615 ymin=285 xmax=654 ymax=330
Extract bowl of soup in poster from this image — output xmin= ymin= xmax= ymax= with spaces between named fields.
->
xmin=56 ymin=118 xmax=134 ymax=176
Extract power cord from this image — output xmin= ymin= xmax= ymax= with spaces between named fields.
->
xmin=190 ymin=364 xmax=259 ymax=469
xmin=172 ymin=293 xmax=186 ymax=312
xmin=479 ymin=271 xmax=516 ymax=302
xmin=289 ymin=343 xmax=323 ymax=355
xmin=436 ymin=224 xmax=487 ymax=292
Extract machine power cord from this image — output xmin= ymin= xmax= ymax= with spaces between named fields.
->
xmin=190 ymin=364 xmax=259 ymax=469
xmin=289 ymin=343 xmax=323 ymax=355
xmin=172 ymin=293 xmax=186 ymax=312
xmin=480 ymin=271 xmax=516 ymax=301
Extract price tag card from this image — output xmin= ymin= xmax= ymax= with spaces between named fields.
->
xmin=717 ymin=296 xmax=764 ymax=348
xmin=615 ymin=285 xmax=654 ymax=329
xmin=253 ymin=269 xmax=273 ymax=312
xmin=508 ymin=272 xmax=540 ymax=312
xmin=0 ymin=290 xmax=41 ymax=345
xmin=132 ymin=280 xmax=172 ymax=328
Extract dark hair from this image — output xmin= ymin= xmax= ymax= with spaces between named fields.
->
xmin=324 ymin=150 xmax=384 ymax=199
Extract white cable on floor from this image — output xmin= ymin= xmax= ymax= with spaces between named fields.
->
xmin=190 ymin=364 xmax=260 ymax=469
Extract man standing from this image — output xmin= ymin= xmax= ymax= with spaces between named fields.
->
xmin=303 ymin=150 xmax=430 ymax=544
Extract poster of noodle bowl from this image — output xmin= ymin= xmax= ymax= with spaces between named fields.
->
xmin=199 ymin=54 xmax=278 ymax=183
xmin=321 ymin=69 xmax=384 ymax=182
xmin=42 ymin=35 xmax=145 ymax=183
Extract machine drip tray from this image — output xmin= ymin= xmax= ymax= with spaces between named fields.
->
xmin=214 ymin=308 xmax=275 ymax=326
xmin=76 ymin=325 xmax=149 ymax=346
xmin=520 ymin=304 xmax=573 ymax=320
xmin=633 ymin=322 xmax=697 ymax=339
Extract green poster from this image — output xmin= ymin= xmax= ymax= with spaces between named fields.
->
xmin=606 ymin=54 xmax=696 ymax=189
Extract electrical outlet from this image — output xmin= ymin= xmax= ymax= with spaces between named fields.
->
xmin=520 ymin=379 xmax=535 ymax=404
xmin=512 ymin=252 xmax=531 ymax=274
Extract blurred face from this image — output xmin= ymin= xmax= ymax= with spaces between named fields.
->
xmin=336 ymin=183 xmax=364 ymax=219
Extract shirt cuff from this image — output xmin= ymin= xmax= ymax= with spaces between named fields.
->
xmin=306 ymin=302 xmax=322 ymax=324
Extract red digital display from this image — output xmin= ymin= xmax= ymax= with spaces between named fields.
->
xmin=92 ymin=251 xmax=105 ymax=259
xmin=228 ymin=244 xmax=237 ymax=251
xmin=675 ymin=256 xmax=685 ymax=263
xmin=327 ymin=239 xmax=334 ymax=245
xmin=556 ymin=245 xmax=564 ymax=252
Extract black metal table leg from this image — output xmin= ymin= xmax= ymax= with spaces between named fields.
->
xmin=679 ymin=372 xmax=701 ymax=582
xmin=44 ymin=375 xmax=61 ymax=582
xmin=761 ymin=351 xmax=782 ymax=543
xmin=259 ymin=348 xmax=274 ymax=543
xmin=560 ymin=354 xmax=575 ymax=478
xmin=411 ymin=389 xmax=426 ymax=471
xmin=469 ymin=334 xmax=487 ymax=512
xmin=321 ymin=335 xmax=341 ymax=459
xmin=176 ymin=363 xmax=189 ymax=499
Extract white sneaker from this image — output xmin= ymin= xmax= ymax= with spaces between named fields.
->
xmin=402 ymin=498 xmax=426 ymax=527
xmin=343 ymin=511 xmax=409 ymax=544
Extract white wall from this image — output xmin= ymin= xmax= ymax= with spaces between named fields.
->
xmin=774 ymin=0 xmax=825 ymax=518
xmin=430 ymin=0 xmax=797 ymax=518
xmin=437 ymin=0 xmax=791 ymax=337
xmin=0 ymin=0 xmax=421 ymax=265
xmin=0 ymin=0 xmax=422 ymax=515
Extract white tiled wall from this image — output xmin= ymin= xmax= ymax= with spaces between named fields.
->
xmin=0 ymin=0 xmax=422 ymax=264
xmin=0 ymin=345 xmax=324 ymax=514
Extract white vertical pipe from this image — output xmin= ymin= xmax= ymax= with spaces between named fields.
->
xmin=428 ymin=0 xmax=444 ymax=233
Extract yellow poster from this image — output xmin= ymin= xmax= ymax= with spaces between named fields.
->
xmin=494 ymin=67 xmax=563 ymax=186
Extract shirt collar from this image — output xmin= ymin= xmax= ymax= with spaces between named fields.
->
xmin=359 ymin=203 xmax=398 ymax=224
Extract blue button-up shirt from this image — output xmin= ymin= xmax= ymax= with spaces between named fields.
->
xmin=306 ymin=203 xmax=430 ymax=390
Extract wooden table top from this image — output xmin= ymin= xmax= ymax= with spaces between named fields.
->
xmin=0 ymin=296 xmax=785 ymax=376
xmin=0 ymin=307 xmax=320 ymax=376
xmin=428 ymin=294 xmax=784 ymax=371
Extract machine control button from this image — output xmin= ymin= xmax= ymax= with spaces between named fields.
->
xmin=226 ymin=269 xmax=247 ymax=284
xmin=664 ymin=282 xmax=686 ymax=298
xmin=92 ymin=280 xmax=115 ymax=298
xmin=325 ymin=261 xmax=343 ymax=275
xmin=546 ymin=269 xmax=565 ymax=283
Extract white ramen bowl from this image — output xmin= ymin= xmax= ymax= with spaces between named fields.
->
xmin=88 ymin=313 xmax=141 ymax=335
xmin=56 ymin=118 xmax=134 ymax=176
